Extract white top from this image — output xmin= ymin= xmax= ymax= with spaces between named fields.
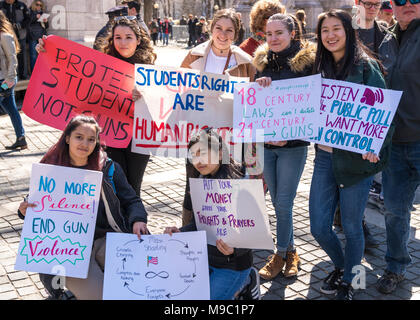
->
xmin=204 ymin=48 xmax=237 ymax=74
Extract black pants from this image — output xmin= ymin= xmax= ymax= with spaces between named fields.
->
xmin=151 ymin=33 xmax=158 ymax=45
xmin=106 ymin=142 xmax=150 ymax=196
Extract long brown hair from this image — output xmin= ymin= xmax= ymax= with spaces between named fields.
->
xmin=0 ymin=11 xmax=20 ymax=54
xmin=98 ymin=17 xmax=156 ymax=65
xmin=40 ymin=116 xmax=106 ymax=171
xmin=210 ymin=8 xmax=241 ymax=41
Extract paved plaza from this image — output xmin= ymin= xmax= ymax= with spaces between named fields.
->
xmin=0 ymin=45 xmax=419 ymax=300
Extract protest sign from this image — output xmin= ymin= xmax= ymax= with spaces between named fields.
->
xmin=15 ymin=163 xmax=103 ymax=279
xmin=22 ymin=35 xmax=135 ymax=148
xmin=103 ymin=231 xmax=210 ymax=300
xmin=132 ymin=64 xmax=248 ymax=159
xmin=309 ymin=79 xmax=403 ymax=154
xmin=189 ymin=178 xmax=274 ymax=250
xmin=233 ymin=74 xmax=322 ymax=143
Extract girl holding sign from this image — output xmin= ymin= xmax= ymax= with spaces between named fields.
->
xmin=253 ymin=13 xmax=316 ymax=281
xmin=18 ymin=115 xmax=149 ymax=300
xmin=165 ymin=128 xmax=260 ymax=300
xmin=309 ymin=9 xmax=392 ymax=300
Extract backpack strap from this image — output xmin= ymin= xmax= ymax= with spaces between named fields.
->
xmin=101 ymin=188 xmax=123 ymax=233
xmin=107 ymin=160 xmax=116 ymax=194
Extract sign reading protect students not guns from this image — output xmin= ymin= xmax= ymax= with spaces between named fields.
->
xmin=14 ymin=163 xmax=102 ymax=279
xmin=22 ymin=35 xmax=135 ymax=148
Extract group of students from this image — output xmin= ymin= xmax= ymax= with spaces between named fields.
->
xmin=13 ymin=0 xmax=419 ymax=301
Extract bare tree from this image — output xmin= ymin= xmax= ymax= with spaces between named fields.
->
xmin=143 ymin=0 xmax=153 ymax=24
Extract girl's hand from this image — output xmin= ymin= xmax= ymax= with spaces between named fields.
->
xmin=216 ymin=239 xmax=234 ymax=256
xmin=35 ymin=36 xmax=47 ymax=53
xmin=18 ymin=201 xmax=37 ymax=217
xmin=164 ymin=226 xmax=180 ymax=236
xmin=256 ymin=76 xmax=272 ymax=88
xmin=132 ymin=88 xmax=142 ymax=101
xmin=267 ymin=140 xmax=287 ymax=147
xmin=362 ymin=152 xmax=380 ymax=163
xmin=132 ymin=221 xmax=149 ymax=240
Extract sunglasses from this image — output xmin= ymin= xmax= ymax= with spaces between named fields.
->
xmin=393 ymin=0 xmax=420 ymax=5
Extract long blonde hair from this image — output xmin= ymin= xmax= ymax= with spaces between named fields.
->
xmin=0 ymin=11 xmax=20 ymax=54
xmin=30 ymin=0 xmax=45 ymax=11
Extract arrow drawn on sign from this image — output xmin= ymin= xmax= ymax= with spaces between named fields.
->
xmin=168 ymin=239 xmax=189 ymax=248
xmin=166 ymin=285 xmax=191 ymax=299
xmin=124 ymin=239 xmax=144 ymax=246
xmin=124 ymin=282 xmax=144 ymax=296
xmin=264 ymin=131 xmax=276 ymax=138
xmin=122 ymin=258 xmax=126 ymax=270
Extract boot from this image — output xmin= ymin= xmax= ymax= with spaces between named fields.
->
xmin=284 ymin=250 xmax=301 ymax=278
xmin=258 ymin=254 xmax=286 ymax=280
xmin=5 ymin=136 xmax=27 ymax=150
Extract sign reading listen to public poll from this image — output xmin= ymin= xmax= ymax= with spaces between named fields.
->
xmin=133 ymin=64 xmax=248 ymax=159
xmin=309 ymin=79 xmax=402 ymax=154
xmin=22 ymin=35 xmax=135 ymax=148
xmin=233 ymin=74 xmax=322 ymax=143
xmin=15 ymin=164 xmax=102 ymax=279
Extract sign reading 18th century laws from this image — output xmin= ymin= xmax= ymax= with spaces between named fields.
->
xmin=15 ymin=164 xmax=103 ymax=278
xmin=310 ymin=79 xmax=402 ymax=154
xmin=103 ymin=232 xmax=210 ymax=300
xmin=233 ymin=74 xmax=322 ymax=143
xmin=189 ymin=178 xmax=274 ymax=250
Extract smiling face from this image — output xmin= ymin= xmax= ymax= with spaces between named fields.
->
xmin=321 ymin=16 xmax=347 ymax=62
xmin=392 ymin=1 xmax=420 ymax=30
xmin=113 ymin=25 xmax=140 ymax=58
xmin=266 ymin=20 xmax=294 ymax=53
xmin=189 ymin=142 xmax=221 ymax=176
xmin=66 ymin=123 xmax=98 ymax=166
xmin=211 ymin=17 xmax=236 ymax=51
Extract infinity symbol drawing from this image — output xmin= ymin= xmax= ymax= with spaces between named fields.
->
xmin=145 ymin=271 xmax=169 ymax=279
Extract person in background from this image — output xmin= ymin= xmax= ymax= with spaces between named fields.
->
xmin=187 ymin=14 xmax=198 ymax=47
xmin=239 ymin=0 xmax=285 ymax=56
xmin=122 ymin=0 xmax=149 ymax=35
xmin=295 ymin=9 xmax=307 ymax=36
xmin=28 ymin=0 xmax=48 ymax=73
xmin=378 ymin=0 xmax=397 ymax=27
xmin=149 ymin=17 xmax=159 ymax=45
xmin=0 ymin=0 xmax=30 ymax=80
xmin=169 ymin=17 xmax=174 ymax=40
xmin=195 ymin=16 xmax=209 ymax=45
xmin=161 ymin=16 xmax=171 ymax=46
xmin=0 ymin=10 xmax=27 ymax=150
xmin=180 ymin=15 xmax=187 ymax=25
xmin=234 ymin=12 xmax=245 ymax=46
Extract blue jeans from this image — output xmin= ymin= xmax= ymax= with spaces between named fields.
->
xmin=383 ymin=142 xmax=420 ymax=275
xmin=0 ymin=81 xmax=25 ymax=138
xmin=209 ymin=266 xmax=251 ymax=300
xmin=309 ymin=149 xmax=372 ymax=284
xmin=29 ymin=40 xmax=39 ymax=72
xmin=263 ymin=146 xmax=307 ymax=253
xmin=162 ymin=33 xmax=169 ymax=45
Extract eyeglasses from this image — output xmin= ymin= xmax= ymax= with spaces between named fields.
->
xmin=35 ymin=3 xmax=42 ymax=6
xmin=393 ymin=0 xmax=420 ymax=6
xmin=359 ymin=0 xmax=382 ymax=9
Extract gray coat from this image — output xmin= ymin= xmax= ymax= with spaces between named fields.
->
xmin=0 ymin=32 xmax=18 ymax=82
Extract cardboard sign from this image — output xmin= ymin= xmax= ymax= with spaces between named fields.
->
xmin=189 ymin=178 xmax=274 ymax=250
xmin=309 ymin=79 xmax=402 ymax=154
xmin=15 ymin=163 xmax=103 ymax=279
xmin=22 ymin=35 xmax=135 ymax=148
xmin=233 ymin=74 xmax=322 ymax=143
xmin=103 ymin=232 xmax=210 ymax=300
xmin=132 ymin=64 xmax=248 ymax=159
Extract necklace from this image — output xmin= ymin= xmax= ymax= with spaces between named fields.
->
xmin=211 ymin=43 xmax=229 ymax=56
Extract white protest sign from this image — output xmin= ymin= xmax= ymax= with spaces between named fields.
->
xmin=233 ymin=74 xmax=322 ymax=143
xmin=189 ymin=178 xmax=274 ymax=250
xmin=15 ymin=163 xmax=103 ymax=279
xmin=103 ymin=231 xmax=210 ymax=300
xmin=309 ymin=79 xmax=402 ymax=154
xmin=132 ymin=64 xmax=247 ymax=160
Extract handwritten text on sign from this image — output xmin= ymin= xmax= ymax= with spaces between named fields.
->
xmin=22 ymin=35 xmax=135 ymax=148
xmin=15 ymin=163 xmax=103 ymax=279
xmin=189 ymin=178 xmax=274 ymax=250
xmin=132 ymin=64 xmax=247 ymax=158
xmin=103 ymin=232 xmax=210 ymax=300
xmin=233 ymin=74 xmax=322 ymax=143
xmin=309 ymin=79 xmax=402 ymax=154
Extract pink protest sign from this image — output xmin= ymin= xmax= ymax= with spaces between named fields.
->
xmin=22 ymin=35 xmax=135 ymax=148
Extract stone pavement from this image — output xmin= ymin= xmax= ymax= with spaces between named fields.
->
xmin=1 ymin=45 xmax=420 ymax=300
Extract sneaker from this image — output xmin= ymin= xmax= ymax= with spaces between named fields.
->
xmin=284 ymin=250 xmax=301 ymax=278
xmin=363 ymin=221 xmax=379 ymax=249
xmin=336 ymin=282 xmax=354 ymax=300
xmin=258 ymin=254 xmax=286 ymax=280
xmin=369 ymin=181 xmax=382 ymax=196
xmin=5 ymin=136 xmax=27 ymax=150
xmin=377 ymin=270 xmax=404 ymax=294
xmin=237 ymin=267 xmax=261 ymax=300
xmin=320 ymin=268 xmax=343 ymax=295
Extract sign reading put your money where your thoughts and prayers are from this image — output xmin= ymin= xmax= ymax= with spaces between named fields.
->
xmin=189 ymin=178 xmax=274 ymax=250
xmin=15 ymin=164 xmax=103 ymax=279
xmin=233 ymin=74 xmax=322 ymax=143
xmin=132 ymin=64 xmax=248 ymax=159
xmin=103 ymin=231 xmax=210 ymax=300
xmin=22 ymin=35 xmax=135 ymax=148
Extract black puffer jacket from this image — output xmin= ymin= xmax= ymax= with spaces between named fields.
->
xmin=252 ymin=40 xmax=316 ymax=149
